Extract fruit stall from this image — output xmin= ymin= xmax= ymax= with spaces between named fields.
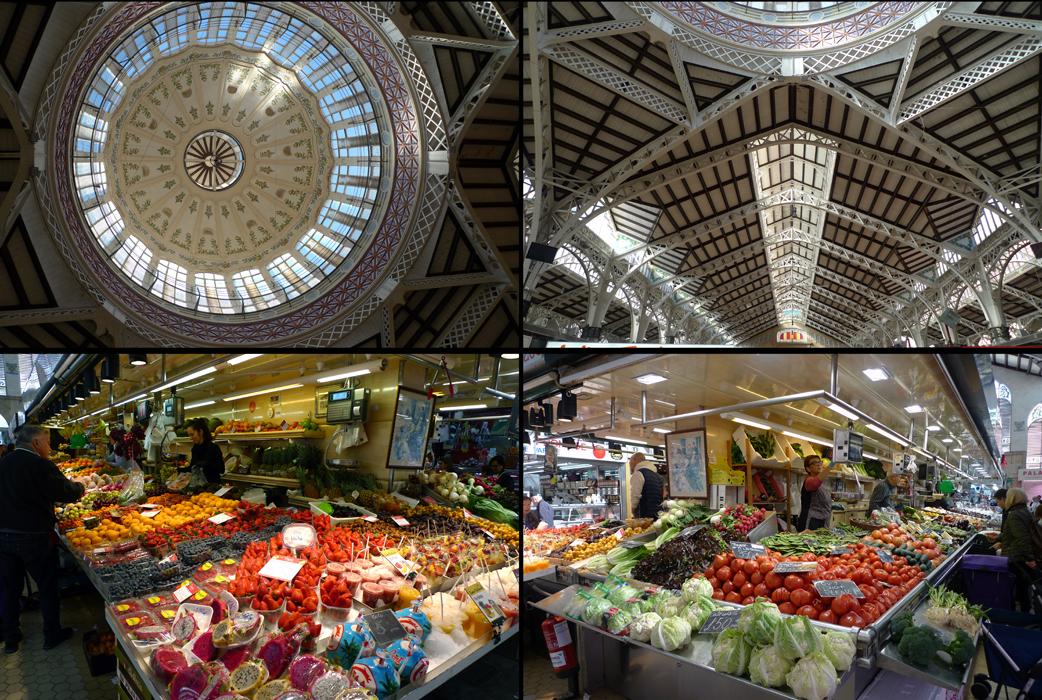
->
xmin=22 ymin=353 xmax=521 ymax=700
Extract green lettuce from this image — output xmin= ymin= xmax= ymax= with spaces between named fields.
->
xmin=712 ymin=628 xmax=753 ymax=675
xmin=774 ymin=614 xmax=825 ymax=660
xmin=738 ymin=597 xmax=782 ymax=647
xmin=786 ymin=652 xmax=838 ymax=700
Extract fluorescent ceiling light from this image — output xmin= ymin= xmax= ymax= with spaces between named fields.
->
xmin=157 ymin=366 xmax=217 ymax=392
xmin=926 ymin=425 xmax=941 ymax=431
xmin=89 ymin=407 xmax=110 ymax=416
xmin=558 ymin=417 xmax=572 ymax=422
xmin=954 ymin=448 xmax=962 ymax=452
xmin=501 ymin=354 xmax=519 ymax=360
xmin=782 ymin=430 xmax=832 ymax=447
xmin=654 ymin=399 xmax=675 ymax=407
xmin=436 ymin=404 xmax=488 ymax=411
xmin=863 ymin=368 xmax=890 ymax=382
xmin=606 ymin=436 xmax=648 ymax=444
xmin=185 ymin=400 xmax=216 ymax=409
xmin=227 ymin=354 xmax=262 ymax=365
xmin=941 ymin=438 xmax=953 ymax=443
xmin=633 ymin=373 xmax=668 ymax=385
xmin=904 ymin=405 xmax=924 ymax=413
xmin=863 ymin=451 xmax=881 ymax=460
xmin=866 ymin=423 xmax=910 ymax=446
xmin=115 ymin=394 xmax=146 ymax=407
xmin=728 ymin=415 xmax=773 ymax=431
xmin=652 ymin=428 xmax=671 ymax=434
xmin=223 ymin=384 xmax=304 ymax=402
xmin=320 ymin=368 xmax=373 ymax=382
xmin=827 ymin=403 xmax=859 ymax=421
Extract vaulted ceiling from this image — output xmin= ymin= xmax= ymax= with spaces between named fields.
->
xmin=523 ymin=1 xmax=1042 ymax=347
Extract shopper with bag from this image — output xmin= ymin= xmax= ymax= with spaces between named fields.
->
xmin=999 ymin=488 xmax=1039 ymax=614
xmin=179 ymin=418 xmax=225 ymax=486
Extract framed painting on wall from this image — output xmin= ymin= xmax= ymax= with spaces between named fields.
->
xmin=665 ymin=428 xmax=708 ymax=499
xmin=388 ymin=387 xmax=435 ymax=468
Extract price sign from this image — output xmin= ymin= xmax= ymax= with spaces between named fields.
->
xmin=730 ymin=542 xmax=767 ymax=559
xmin=830 ymin=527 xmax=845 ymax=536
xmin=614 ymin=529 xmax=625 ymax=540
xmin=679 ymin=525 xmax=705 ymax=538
xmin=213 ymin=487 xmax=232 ymax=497
xmin=94 ymin=546 xmax=112 ymax=555
xmin=464 ymin=582 xmax=506 ymax=626
xmin=698 ymin=609 xmax=742 ymax=634
xmin=422 ymin=496 xmax=438 ymax=505
xmin=813 ymin=580 xmax=864 ymax=599
xmin=352 ymin=491 xmax=360 ymax=500
xmin=208 ymin=513 xmax=236 ymax=524
xmin=160 ymin=553 xmax=178 ymax=566
xmin=138 ymin=503 xmax=160 ymax=509
xmin=568 ymin=539 xmax=585 ymax=548
xmin=462 ymin=508 xmax=474 ymax=519
xmin=877 ymin=550 xmax=895 ymax=564
xmin=829 ymin=547 xmax=852 ymax=556
xmin=361 ymin=515 xmax=379 ymax=523
xmin=391 ymin=516 xmax=410 ymax=527
xmin=773 ymin=561 xmax=819 ymax=574
xmin=618 ymin=540 xmax=645 ymax=549
xmin=142 ymin=509 xmax=160 ymax=519
xmin=258 ymin=555 xmax=306 ymax=582
xmin=381 ymin=548 xmax=412 ymax=578
xmin=481 ymin=528 xmax=496 ymax=540
xmin=363 ymin=610 xmax=409 ymax=647
xmin=173 ymin=581 xmax=200 ymax=603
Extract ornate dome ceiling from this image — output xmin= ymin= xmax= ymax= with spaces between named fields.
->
xmin=49 ymin=2 xmax=419 ymax=343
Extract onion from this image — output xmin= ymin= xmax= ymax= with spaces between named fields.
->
xmin=449 ymin=492 xmax=460 ymax=502
xmin=459 ymin=495 xmax=469 ymax=505
xmin=475 ymin=486 xmax=484 ymax=495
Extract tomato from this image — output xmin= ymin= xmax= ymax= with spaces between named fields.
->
xmin=859 ymin=604 xmax=879 ymax=624
xmin=784 ymin=575 xmax=804 ymax=591
xmin=744 ymin=559 xmax=759 ymax=575
xmin=778 ymin=602 xmax=797 ymax=615
xmin=831 ymin=594 xmax=859 ymax=616
xmin=717 ymin=567 xmax=732 ymax=582
xmin=888 ymin=522 xmax=899 ymax=531
xmin=726 ymin=553 xmax=736 ymax=565
xmin=811 ymin=598 xmax=828 ymax=613
xmin=710 ymin=577 xmax=722 ymax=589
xmin=712 ymin=590 xmax=725 ymax=600
xmin=822 ymin=571 xmax=836 ymax=581
xmin=732 ymin=571 xmax=748 ymax=588
xmin=772 ymin=587 xmax=791 ymax=603
xmin=883 ymin=562 xmax=894 ymax=573
xmin=714 ymin=554 xmax=729 ymax=569
xmin=818 ymin=609 xmax=837 ymax=624
xmin=733 ymin=559 xmax=746 ymax=574
xmin=790 ymin=588 xmax=813 ymax=608
xmin=754 ymin=583 xmax=771 ymax=599
xmin=741 ymin=582 xmax=755 ymax=598
xmin=857 ymin=585 xmax=877 ymax=602
xmin=755 ymin=554 xmax=770 ymax=563
xmin=759 ymin=561 xmax=775 ymax=575
xmin=797 ymin=605 xmax=818 ymax=619
xmin=840 ymin=612 xmax=865 ymax=628
xmin=750 ymin=571 xmax=764 ymax=585
xmin=849 ymin=569 xmax=863 ymax=584
xmin=840 ymin=553 xmax=852 ymax=561
xmin=923 ymin=538 xmax=935 ymax=549
xmin=723 ymin=581 xmax=735 ymax=594
xmin=742 ymin=596 xmax=756 ymax=606
xmin=801 ymin=552 xmax=818 ymax=562
xmin=873 ymin=569 xmax=889 ymax=581
xmin=765 ymin=572 xmax=784 ymax=589
xmin=705 ymin=566 xmax=716 ymax=579
xmin=725 ymin=591 xmax=743 ymax=603
xmin=872 ymin=530 xmax=883 ymax=540
xmin=886 ymin=574 xmax=901 ymax=586
xmin=882 ymin=534 xmax=894 ymax=544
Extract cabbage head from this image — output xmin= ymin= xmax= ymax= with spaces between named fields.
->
xmin=680 ymin=596 xmax=715 ymax=632
xmin=681 ymin=577 xmax=714 ymax=604
xmin=711 ymin=628 xmax=752 ymax=676
xmin=564 ymin=590 xmax=594 ymax=620
xmin=738 ymin=597 xmax=782 ymax=647
xmin=786 ymin=652 xmax=838 ymax=700
xmin=650 ymin=616 xmax=692 ymax=652
xmin=617 ymin=598 xmax=649 ymax=616
xmin=645 ymin=590 xmax=672 ymax=612
xmin=581 ymin=597 xmax=613 ymax=623
xmin=774 ymin=614 xmax=825 ymax=660
xmin=654 ymin=593 xmax=686 ymax=620
xmin=630 ymin=612 xmax=662 ymax=643
xmin=822 ymin=630 xmax=857 ymax=671
xmin=748 ymin=645 xmax=794 ymax=688
xmin=604 ymin=609 xmax=632 ymax=636
xmin=607 ymin=584 xmax=639 ymax=607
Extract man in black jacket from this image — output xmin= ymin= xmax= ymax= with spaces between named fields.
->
xmin=0 ymin=424 xmax=86 ymax=653
xmin=629 ymin=453 xmax=663 ymax=519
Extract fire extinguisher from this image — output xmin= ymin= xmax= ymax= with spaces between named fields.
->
xmin=541 ymin=615 xmax=578 ymax=675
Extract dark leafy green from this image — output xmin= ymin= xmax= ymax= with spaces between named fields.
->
xmin=630 ymin=527 xmax=727 ymax=589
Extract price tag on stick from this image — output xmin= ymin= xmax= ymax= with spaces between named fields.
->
xmin=698 ymin=609 xmax=742 ymax=634
xmin=773 ymin=561 xmax=818 ymax=574
xmin=877 ymin=550 xmax=895 ymax=564
xmin=208 ymin=513 xmax=236 ymax=524
xmin=258 ymin=555 xmax=306 ymax=582
xmin=465 ymin=582 xmax=506 ymax=626
xmin=363 ymin=610 xmax=409 ymax=647
xmin=391 ymin=516 xmax=410 ymax=527
xmin=173 ymin=581 xmax=200 ymax=603
xmin=813 ymin=580 xmax=864 ymax=599
xmin=213 ymin=487 xmax=231 ymax=497
xmin=730 ymin=542 xmax=767 ymax=559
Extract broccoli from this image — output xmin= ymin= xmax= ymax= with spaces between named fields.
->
xmin=890 ymin=610 xmax=915 ymax=643
xmin=898 ymin=625 xmax=944 ymax=666
xmin=942 ymin=630 xmax=975 ymax=666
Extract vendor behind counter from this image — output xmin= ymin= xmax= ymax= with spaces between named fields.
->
xmin=178 ymin=417 xmax=225 ymax=484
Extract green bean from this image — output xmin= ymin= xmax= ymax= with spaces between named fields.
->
xmin=758 ymin=529 xmax=860 ymax=556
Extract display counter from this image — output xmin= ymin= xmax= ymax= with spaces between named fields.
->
xmin=527 ymin=534 xmax=980 ymax=700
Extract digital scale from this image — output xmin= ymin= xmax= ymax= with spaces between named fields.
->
xmin=326 ymin=387 xmax=370 ymax=424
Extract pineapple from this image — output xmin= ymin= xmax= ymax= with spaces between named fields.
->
xmin=294 ymin=465 xmax=308 ymax=493
xmin=321 ymin=466 xmax=342 ymax=501
xmin=356 ymin=473 xmax=382 ymax=508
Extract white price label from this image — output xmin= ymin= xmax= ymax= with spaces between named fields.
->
xmin=568 ymin=539 xmax=585 ymax=548
xmin=208 ymin=513 xmax=236 ymax=524
xmin=142 ymin=510 xmax=160 ymax=519
xmin=361 ymin=515 xmax=378 ymax=523
xmin=257 ymin=555 xmax=305 ymax=582
xmin=352 ymin=491 xmax=360 ymax=500
xmin=138 ymin=503 xmax=160 ymax=509
xmin=464 ymin=582 xmax=505 ymax=625
xmin=381 ymin=549 xmax=411 ymax=577
xmin=392 ymin=516 xmax=410 ymax=527
xmin=462 ymin=508 xmax=474 ymax=519
xmin=614 ymin=529 xmax=625 ymax=540
xmin=173 ymin=582 xmax=200 ymax=603
xmin=214 ymin=487 xmax=232 ymax=497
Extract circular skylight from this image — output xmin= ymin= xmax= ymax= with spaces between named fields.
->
xmin=66 ymin=2 xmax=394 ymax=319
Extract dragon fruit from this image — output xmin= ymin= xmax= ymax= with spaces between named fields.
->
xmin=211 ymin=597 xmax=229 ymax=624
xmin=192 ymin=630 xmax=218 ymax=663
xmin=253 ymin=680 xmax=292 ymax=700
xmin=173 ymin=615 xmax=198 ymax=643
xmin=257 ymin=636 xmax=294 ymax=679
xmin=309 ymin=671 xmax=353 ymax=700
xmin=151 ymin=647 xmax=189 ymax=686
xmin=229 ymin=660 xmax=269 ymax=697
xmin=170 ymin=662 xmax=229 ymax=700
xmin=288 ymin=655 xmax=326 ymax=691
xmin=214 ymin=695 xmax=251 ymax=700
xmin=219 ymin=646 xmax=254 ymax=673
xmin=211 ymin=620 xmax=234 ymax=647
xmin=272 ymin=693 xmax=312 ymax=700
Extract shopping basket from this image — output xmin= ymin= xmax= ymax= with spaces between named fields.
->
xmin=981 ymin=608 xmax=1042 ymax=699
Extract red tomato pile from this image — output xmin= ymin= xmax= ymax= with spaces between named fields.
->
xmin=701 ymin=541 xmax=929 ymax=627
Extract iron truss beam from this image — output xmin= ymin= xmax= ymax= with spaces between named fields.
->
xmin=938 ymin=12 xmax=1042 ymax=35
xmin=539 ymin=19 xmax=648 ymax=46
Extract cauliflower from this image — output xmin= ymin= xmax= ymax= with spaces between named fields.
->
xmin=630 ymin=613 xmax=662 ymax=643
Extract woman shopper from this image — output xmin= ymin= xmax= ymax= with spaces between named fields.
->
xmin=796 ymin=454 xmax=835 ymax=531
xmin=1000 ymin=488 xmax=1038 ymax=614
xmin=178 ymin=418 xmax=225 ymax=485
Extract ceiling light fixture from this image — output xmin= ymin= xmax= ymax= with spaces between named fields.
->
xmin=501 ymin=354 xmax=519 ymax=360
xmin=100 ymin=355 xmax=119 ymax=383
xmin=827 ymin=403 xmax=859 ymax=421
xmin=223 ymin=384 xmax=305 ymax=402
xmin=156 ymin=366 xmax=218 ymax=392
xmin=116 ymin=393 xmax=147 ymax=407
xmin=941 ymin=438 xmax=953 ymax=443
xmin=652 ymin=428 xmax=672 ymax=434
xmin=904 ymin=405 xmax=924 ymax=413
xmin=128 ymin=354 xmax=148 ymax=366
xmin=633 ymin=373 xmax=668 ymax=385
xmin=926 ymin=425 xmax=941 ymax=431
xmin=782 ymin=430 xmax=833 ymax=447
xmin=726 ymin=414 xmax=773 ymax=431
xmin=436 ymin=404 xmax=488 ymax=411
xmin=862 ymin=368 xmax=890 ymax=382
xmin=185 ymin=400 xmax=216 ymax=409
xmin=865 ymin=422 xmax=910 ymax=446
xmin=226 ymin=354 xmax=262 ymax=365
xmin=654 ymin=399 xmax=676 ymax=407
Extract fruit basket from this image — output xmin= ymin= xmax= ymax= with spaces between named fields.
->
xmin=83 ymin=629 xmax=117 ymax=677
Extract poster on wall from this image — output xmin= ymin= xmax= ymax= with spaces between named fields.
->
xmin=666 ymin=429 xmax=708 ymax=499
xmin=388 ymin=387 xmax=434 ymax=468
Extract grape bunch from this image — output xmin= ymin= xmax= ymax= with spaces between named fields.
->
xmin=330 ymin=503 xmax=366 ymax=518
